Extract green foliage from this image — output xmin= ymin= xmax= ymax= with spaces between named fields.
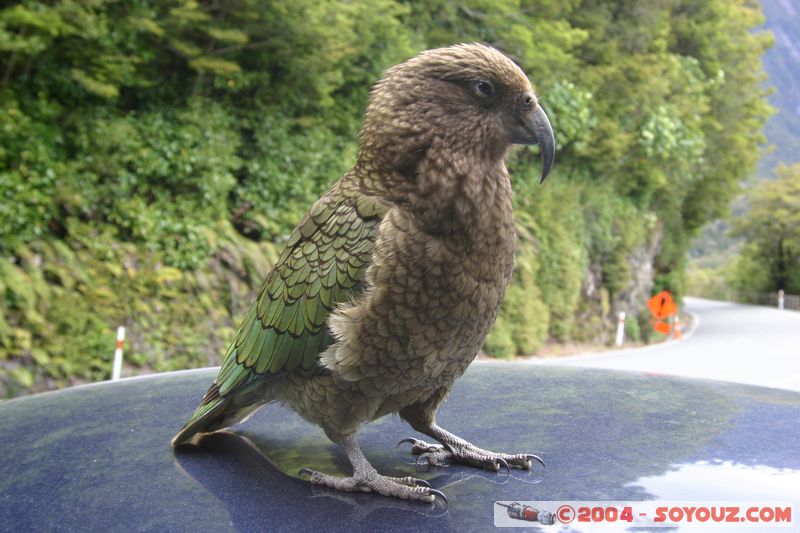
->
xmin=484 ymin=245 xmax=550 ymax=357
xmin=0 ymin=0 xmax=772 ymax=392
xmin=232 ymin=112 xmax=355 ymax=239
xmin=519 ymin=180 xmax=587 ymax=341
xmin=686 ymin=263 xmax=735 ymax=301
xmin=483 ymin=320 xmax=515 ymax=359
xmin=0 ymin=224 xmax=277 ymax=396
xmin=61 ymin=102 xmax=240 ymax=269
xmin=730 ymin=164 xmax=800 ymax=293
xmin=624 ymin=313 xmax=642 ymax=344
xmin=0 ymin=96 xmax=64 ymax=250
xmin=545 ymin=80 xmax=596 ymax=154
xmin=506 ymin=247 xmax=551 ymax=354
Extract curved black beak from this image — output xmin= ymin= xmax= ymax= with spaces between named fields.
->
xmin=511 ymin=102 xmax=555 ymax=184
xmin=530 ymin=105 xmax=555 ymax=184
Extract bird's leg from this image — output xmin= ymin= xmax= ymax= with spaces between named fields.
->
xmin=399 ymin=402 xmax=543 ymax=472
xmin=298 ymin=432 xmax=446 ymax=504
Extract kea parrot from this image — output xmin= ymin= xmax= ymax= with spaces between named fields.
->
xmin=172 ymin=43 xmax=555 ymax=504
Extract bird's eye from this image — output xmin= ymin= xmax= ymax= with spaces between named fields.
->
xmin=472 ymin=80 xmax=495 ymax=98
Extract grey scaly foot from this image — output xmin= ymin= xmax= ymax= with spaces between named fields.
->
xmin=398 ymin=437 xmax=544 ymax=472
xmin=298 ymin=468 xmax=444 ymax=503
xmin=302 ymin=432 xmax=446 ymax=504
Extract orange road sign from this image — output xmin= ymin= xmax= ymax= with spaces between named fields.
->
xmin=654 ymin=321 xmax=672 ymax=335
xmin=647 ymin=290 xmax=677 ymax=320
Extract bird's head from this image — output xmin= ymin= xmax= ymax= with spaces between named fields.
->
xmin=360 ymin=43 xmax=555 ymax=183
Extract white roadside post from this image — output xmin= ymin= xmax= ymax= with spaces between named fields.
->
xmin=615 ymin=311 xmax=626 ymax=347
xmin=778 ymin=289 xmax=785 ymax=311
xmin=112 ymin=326 xmax=126 ymax=381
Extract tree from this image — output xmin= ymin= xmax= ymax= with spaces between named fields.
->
xmin=731 ymin=164 xmax=800 ymax=293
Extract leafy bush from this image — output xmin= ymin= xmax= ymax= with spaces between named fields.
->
xmin=484 ymin=245 xmax=550 ymax=357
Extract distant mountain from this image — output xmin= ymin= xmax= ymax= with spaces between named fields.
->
xmin=759 ymin=0 xmax=800 ymax=176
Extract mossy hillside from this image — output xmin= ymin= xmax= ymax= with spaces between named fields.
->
xmin=0 ymin=0 xmax=771 ymax=393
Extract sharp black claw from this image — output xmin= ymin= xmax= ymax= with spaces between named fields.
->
xmin=415 ymin=479 xmax=431 ymax=488
xmin=396 ymin=437 xmax=419 ymax=448
xmin=527 ymin=454 xmax=545 ymax=468
xmin=427 ymin=488 xmax=448 ymax=506
xmin=496 ymin=458 xmax=510 ymax=474
xmin=298 ymin=468 xmax=315 ymax=477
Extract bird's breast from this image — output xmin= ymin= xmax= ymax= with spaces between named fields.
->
xmin=328 ymin=168 xmax=517 ymax=400
xmin=372 ymin=203 xmax=516 ymax=378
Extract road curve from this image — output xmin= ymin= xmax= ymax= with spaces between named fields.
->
xmin=531 ymin=297 xmax=800 ymax=391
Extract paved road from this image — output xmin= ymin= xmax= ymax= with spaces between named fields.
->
xmin=532 ymin=297 xmax=800 ymax=391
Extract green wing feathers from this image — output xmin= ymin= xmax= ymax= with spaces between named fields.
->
xmin=173 ymin=182 xmax=385 ymax=444
xmin=219 ymin=191 xmax=383 ymax=389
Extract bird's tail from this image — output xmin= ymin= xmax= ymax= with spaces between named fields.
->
xmin=171 ymin=380 xmax=271 ymax=447
xmin=171 ymin=395 xmax=233 ymax=447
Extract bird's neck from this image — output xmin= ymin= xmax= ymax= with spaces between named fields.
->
xmin=356 ymin=145 xmax=515 ymax=248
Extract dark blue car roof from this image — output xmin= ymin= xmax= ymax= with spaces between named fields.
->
xmin=1 ymin=363 xmax=799 ymax=531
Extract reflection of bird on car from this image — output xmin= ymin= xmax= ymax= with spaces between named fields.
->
xmin=173 ymin=43 xmax=555 ymax=503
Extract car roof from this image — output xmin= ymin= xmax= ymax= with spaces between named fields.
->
xmin=2 ymin=362 xmax=799 ymax=532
